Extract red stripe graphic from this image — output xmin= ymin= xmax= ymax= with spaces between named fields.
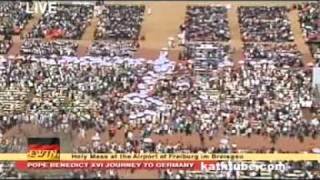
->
xmin=28 ymin=145 xmax=60 ymax=151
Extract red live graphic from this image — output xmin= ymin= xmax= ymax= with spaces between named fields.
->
xmin=16 ymin=160 xmax=216 ymax=170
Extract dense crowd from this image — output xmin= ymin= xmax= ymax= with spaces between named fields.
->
xmin=0 ymin=2 xmax=317 ymax=179
xmin=0 ymin=40 xmax=11 ymax=54
xmin=27 ymin=4 xmax=94 ymax=39
xmin=182 ymin=6 xmax=230 ymax=42
xmin=95 ymin=5 xmax=145 ymax=40
xmin=238 ymin=6 xmax=294 ymax=42
xmin=182 ymin=42 xmax=232 ymax=71
xmin=20 ymin=39 xmax=78 ymax=56
xmin=243 ymin=43 xmax=303 ymax=67
xmin=0 ymin=2 xmax=32 ymax=35
xmin=89 ymin=41 xmax=138 ymax=57
xmin=298 ymin=2 xmax=320 ymax=42
xmin=0 ymin=51 xmax=175 ymax=135
xmin=0 ymin=51 xmax=317 ymax=145
xmin=220 ymin=63 xmax=317 ymax=141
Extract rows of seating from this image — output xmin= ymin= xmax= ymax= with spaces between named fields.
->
xmin=243 ymin=43 xmax=303 ymax=67
xmin=27 ymin=4 xmax=94 ymax=39
xmin=184 ymin=5 xmax=230 ymax=42
xmin=0 ymin=2 xmax=32 ymax=35
xmin=298 ymin=2 xmax=320 ymax=42
xmin=238 ymin=6 xmax=294 ymax=42
xmin=95 ymin=5 xmax=145 ymax=40
xmin=88 ymin=40 xmax=138 ymax=57
xmin=20 ymin=39 xmax=78 ymax=56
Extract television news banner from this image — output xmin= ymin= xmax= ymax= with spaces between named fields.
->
xmin=12 ymin=138 xmax=303 ymax=172
xmin=16 ymin=138 xmax=219 ymax=171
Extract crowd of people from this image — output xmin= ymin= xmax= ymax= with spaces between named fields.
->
xmin=0 ymin=51 xmax=175 ymax=136
xmin=182 ymin=42 xmax=232 ymax=71
xmin=298 ymin=2 xmax=320 ymax=42
xmin=182 ymin=6 xmax=230 ymax=42
xmin=238 ymin=6 xmax=294 ymax=42
xmin=0 ymin=40 xmax=11 ymax=54
xmin=0 ymin=2 xmax=317 ymax=179
xmin=243 ymin=43 xmax=304 ymax=67
xmin=95 ymin=5 xmax=145 ymax=40
xmin=221 ymin=63 xmax=317 ymax=141
xmin=89 ymin=41 xmax=138 ymax=57
xmin=0 ymin=2 xmax=32 ymax=36
xmin=27 ymin=4 xmax=94 ymax=39
xmin=20 ymin=39 xmax=78 ymax=56
xmin=49 ymin=55 xmax=317 ymax=149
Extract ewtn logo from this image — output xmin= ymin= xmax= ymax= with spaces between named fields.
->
xmin=22 ymin=2 xmax=58 ymax=14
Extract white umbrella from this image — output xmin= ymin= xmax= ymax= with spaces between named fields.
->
xmin=143 ymin=138 xmax=153 ymax=143
xmin=142 ymin=76 xmax=153 ymax=81
xmin=0 ymin=58 xmax=6 ymax=63
xmin=136 ymin=112 xmax=145 ymax=118
xmin=111 ymin=59 xmax=121 ymax=64
xmin=132 ymin=97 xmax=141 ymax=104
xmin=126 ymin=93 xmax=139 ymax=98
xmin=152 ymin=99 xmax=163 ymax=106
xmin=159 ymin=106 xmax=167 ymax=111
xmin=92 ymin=134 xmax=100 ymax=141
xmin=220 ymin=138 xmax=229 ymax=145
xmin=312 ymin=148 xmax=320 ymax=154
xmin=16 ymin=55 xmax=24 ymax=60
xmin=249 ymin=61 xmax=256 ymax=65
xmin=138 ymin=83 xmax=147 ymax=90
xmin=8 ymin=55 xmax=15 ymax=59
xmin=311 ymin=119 xmax=319 ymax=126
xmin=129 ymin=114 xmax=137 ymax=119
xmin=147 ymin=71 xmax=157 ymax=77
xmin=139 ymin=90 xmax=149 ymax=95
xmin=145 ymin=80 xmax=156 ymax=85
xmin=46 ymin=60 xmax=57 ymax=65
xmin=144 ymin=110 xmax=156 ymax=116
xmin=224 ymin=61 xmax=233 ymax=66
xmin=138 ymin=93 xmax=148 ymax=98
xmin=307 ymin=62 xmax=314 ymax=67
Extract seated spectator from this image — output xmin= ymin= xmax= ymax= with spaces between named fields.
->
xmin=239 ymin=6 xmax=294 ymax=42
xmin=89 ymin=40 xmax=138 ymax=57
xmin=243 ymin=43 xmax=303 ymax=67
xmin=310 ymin=44 xmax=320 ymax=65
xmin=95 ymin=5 xmax=145 ymax=40
xmin=20 ymin=39 xmax=78 ymax=56
xmin=0 ymin=2 xmax=32 ymax=35
xmin=299 ymin=2 xmax=320 ymax=42
xmin=27 ymin=4 xmax=93 ymax=39
xmin=183 ymin=5 xmax=230 ymax=42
